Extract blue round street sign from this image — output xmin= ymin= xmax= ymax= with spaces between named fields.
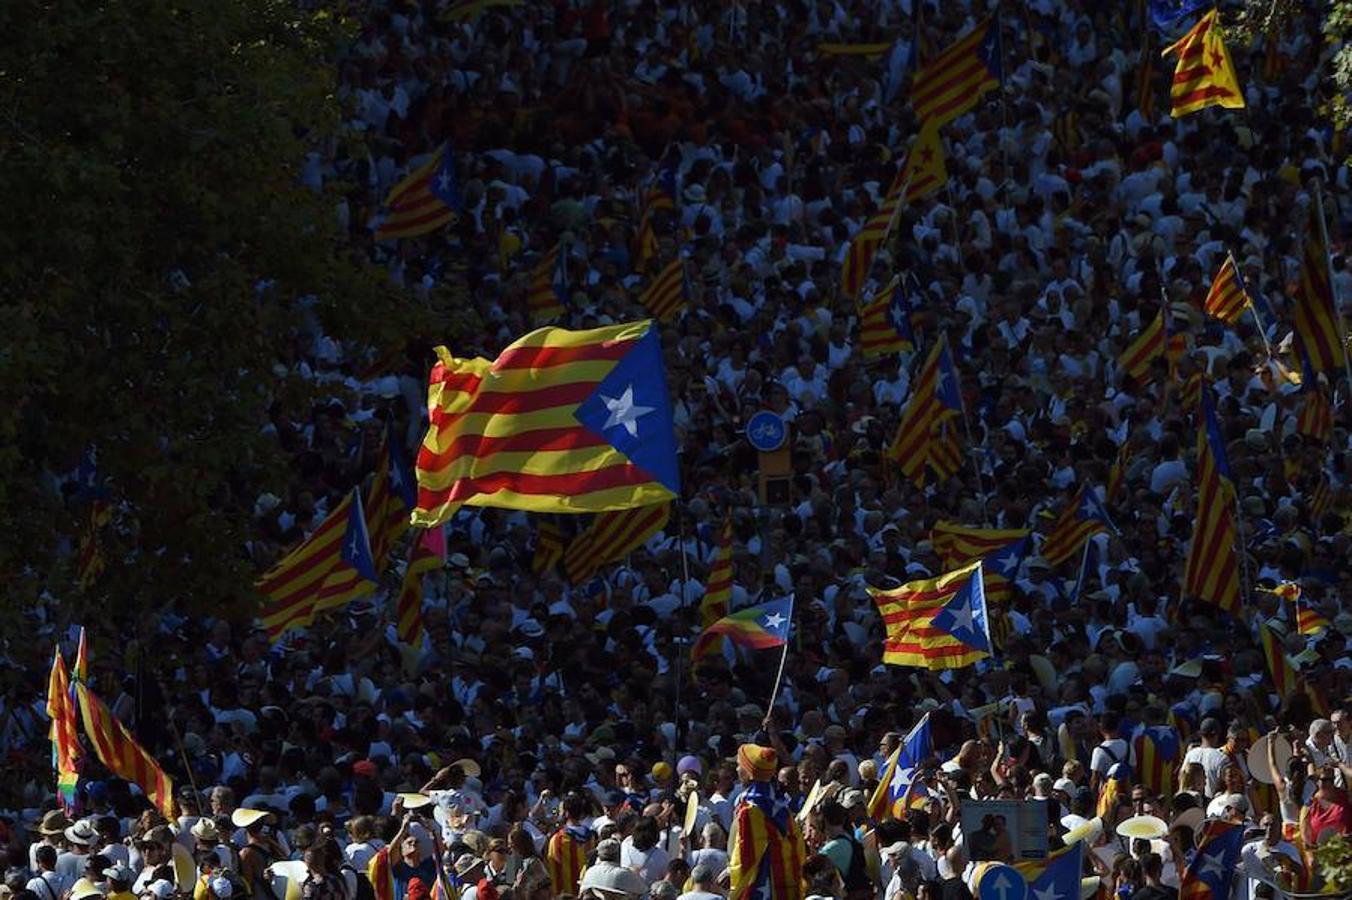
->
xmin=746 ymin=410 xmax=787 ymax=452
xmin=977 ymin=865 xmax=1027 ymax=900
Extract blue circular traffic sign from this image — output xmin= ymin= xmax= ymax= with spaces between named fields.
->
xmin=977 ymin=865 xmax=1027 ymax=900
xmin=746 ymin=410 xmax=787 ymax=452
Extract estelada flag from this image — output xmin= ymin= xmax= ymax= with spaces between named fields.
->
xmin=413 ymin=321 xmax=680 ymax=526
xmin=870 ymin=561 xmax=992 ymax=670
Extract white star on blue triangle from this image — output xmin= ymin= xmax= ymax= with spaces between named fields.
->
xmin=387 ymin=423 xmax=417 ymax=509
xmin=341 ymin=488 xmax=379 ymax=582
xmin=573 ymin=325 xmax=680 ymax=493
xmin=934 ymin=346 xmax=963 ymax=413
xmin=1078 ymin=488 xmax=1118 ymax=534
xmin=929 ymin=567 xmax=991 ymax=652
xmin=987 ymin=538 xmax=1029 ymax=577
xmin=888 ymin=714 xmax=934 ymax=801
xmin=429 ymin=146 xmax=462 ymax=211
xmin=1028 ymin=843 xmax=1083 ymax=900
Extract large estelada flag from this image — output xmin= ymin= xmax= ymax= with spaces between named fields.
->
xmin=1293 ymin=203 xmax=1345 ymax=375
xmin=375 ymin=145 xmax=461 ymax=241
xmin=870 ymin=561 xmax=992 ymax=670
xmin=413 ymin=321 xmax=679 ymax=526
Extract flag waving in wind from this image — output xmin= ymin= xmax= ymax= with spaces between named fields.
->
xmin=375 ymin=145 xmax=461 ymax=241
xmin=1180 ymin=821 xmax=1244 ymax=900
xmin=870 ymin=562 xmax=991 ymax=669
xmin=1183 ymin=389 xmax=1240 ymax=615
xmin=910 ymin=17 xmax=1002 ymax=128
xmin=868 ymin=714 xmax=934 ymax=820
xmin=888 ymin=334 xmax=964 ymax=487
xmin=1203 ymin=256 xmax=1251 ymax=324
xmin=413 ymin=321 xmax=680 ymax=526
xmin=692 ymin=598 xmax=793 ymax=663
xmin=47 ymin=647 xmax=82 ymax=812
xmin=1042 ymin=485 xmax=1116 ymax=567
xmin=1163 ymin=9 xmax=1245 ymax=117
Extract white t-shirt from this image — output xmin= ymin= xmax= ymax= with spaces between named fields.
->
xmin=620 ymin=838 xmax=670 ymax=886
xmin=1182 ymin=745 xmax=1228 ymax=795
xmin=1090 ymin=738 xmax=1131 ymax=776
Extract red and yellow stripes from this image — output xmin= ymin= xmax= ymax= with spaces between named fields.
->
xmin=1133 ymin=727 xmax=1179 ymax=799
xmin=563 ymin=502 xmax=669 ymax=584
xmin=858 ymin=278 xmax=913 ymax=357
xmin=633 ymin=186 xmax=673 ymax=271
xmin=74 ymin=682 xmax=175 ymax=819
xmin=887 ymin=335 xmax=959 ymax=487
xmin=532 ymin=519 xmax=564 ymax=575
xmin=1042 ymin=486 xmax=1110 ymax=567
xmin=1106 ymin=441 xmax=1132 ymax=504
xmin=1163 ymin=10 xmax=1245 ymax=117
xmin=1204 ymin=256 xmax=1250 ymax=323
xmin=902 ymin=123 xmax=948 ymax=202
xmin=1298 ymin=386 xmax=1333 ymax=444
xmin=76 ymin=501 xmax=112 ymax=590
xmin=1182 ymin=409 xmax=1240 ymax=615
xmin=1297 ymin=601 xmax=1331 ymax=636
xmin=413 ymin=322 xmax=675 ymax=525
xmin=367 ymin=438 xmax=412 ymax=573
xmin=367 ymin=847 xmax=393 ymax=900
xmin=869 ymin=561 xmax=989 ymax=670
xmin=396 ymin=528 xmax=444 ymax=647
xmin=637 ymin=257 xmax=687 ymax=323
xmin=47 ymin=647 xmax=82 ymax=808
xmin=527 ymin=243 xmax=567 ymax=322
xmin=931 ymin=523 xmax=1028 ymax=568
xmin=1118 ymin=310 xmax=1165 ymax=385
xmin=728 ymin=800 xmax=806 ymax=900
xmin=911 ymin=17 xmax=1001 ymax=128
xmin=546 ymin=829 xmax=587 ymax=897
xmin=1259 ymin=621 xmax=1299 ymax=699
xmin=927 ymin=419 xmax=963 ymax=481
xmin=1294 ymin=204 xmax=1345 ymax=375
xmin=375 ymin=147 xmax=456 ymax=241
xmin=700 ymin=517 xmax=734 ymax=627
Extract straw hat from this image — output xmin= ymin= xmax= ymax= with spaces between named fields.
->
xmin=1116 ymin=815 xmax=1168 ymax=840
xmin=230 ymin=808 xmax=270 ymax=829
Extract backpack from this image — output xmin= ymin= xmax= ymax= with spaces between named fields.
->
xmin=841 ymin=834 xmax=872 ymax=900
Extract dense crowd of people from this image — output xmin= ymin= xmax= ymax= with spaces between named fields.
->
xmin=5 ymin=0 xmax=1352 ymax=899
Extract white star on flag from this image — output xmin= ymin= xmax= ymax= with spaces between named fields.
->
xmin=762 ymin=612 xmax=786 ymax=630
xmin=600 ymin=386 xmax=654 ymax=438
xmin=890 ymin=765 xmax=914 ymax=793
xmin=1199 ymin=849 xmax=1227 ymax=880
xmin=436 ymin=173 xmax=451 ymax=192
xmin=946 ymin=599 xmax=975 ymax=634
xmin=994 ymin=551 xmax=1020 ymax=576
xmin=1033 ymin=885 xmax=1061 ymax=900
xmin=347 ymin=533 xmax=361 ymax=559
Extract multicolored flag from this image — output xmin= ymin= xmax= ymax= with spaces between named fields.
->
xmin=691 ymin=597 xmax=793 ymax=663
xmin=413 ymin=321 xmax=680 ymax=525
xmin=910 ymin=16 xmax=1002 ymax=128
xmin=256 ymin=487 xmax=381 ymax=641
xmin=396 ymin=527 xmax=445 ymax=648
xmin=1180 ymin=820 xmax=1244 ymax=900
xmin=374 ymin=145 xmax=461 ymax=241
xmin=1025 ymin=842 xmax=1084 ymax=900
xmin=858 ymin=277 xmax=918 ymax=357
xmin=1259 ymin=621 xmax=1299 ymax=699
xmin=532 ymin=519 xmax=564 ymax=575
xmin=74 ymin=682 xmax=175 ymax=819
xmin=927 ymin=419 xmax=964 ymax=481
xmin=1133 ymin=723 xmax=1181 ymax=798
xmin=728 ymin=779 xmax=807 ymax=900
xmin=527 ymin=242 xmax=569 ymax=322
xmin=1297 ymin=597 xmax=1332 ymax=636
xmin=76 ymin=501 xmax=113 ymax=590
xmin=1117 ymin=309 xmax=1166 ymax=385
xmin=870 ymin=561 xmax=992 ymax=670
xmin=1163 ymin=10 xmax=1245 ymax=117
xmin=1042 ymin=485 xmax=1116 ymax=567
xmin=562 ymin=502 xmax=670 ymax=584
xmin=931 ymin=523 xmax=1029 ymax=568
xmin=868 ymin=714 xmax=934 ymax=820
xmin=637 ymin=257 xmax=688 ymax=323
xmin=73 ymin=626 xmax=90 ymax=684
xmin=700 ymin=517 xmax=735 ymax=627
xmin=1203 ymin=256 xmax=1251 ymax=324
xmin=887 ymin=334 xmax=963 ymax=487
xmin=900 ymin=123 xmax=948 ymax=201
xmin=1294 ymin=204 xmax=1345 ymax=375
xmin=47 ymin=647 xmax=82 ymax=812
xmin=1183 ymin=390 xmax=1240 ymax=614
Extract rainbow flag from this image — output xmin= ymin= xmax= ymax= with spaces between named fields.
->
xmin=47 ymin=647 xmax=82 ymax=811
xmin=910 ymin=17 xmax=1002 ymax=128
xmin=374 ymin=145 xmax=460 ymax=241
xmin=75 ymin=682 xmax=175 ymax=819
xmin=870 ymin=561 xmax=991 ymax=670
xmin=1183 ymin=390 xmax=1240 ymax=614
xmin=692 ymin=598 xmax=793 ymax=663
xmin=563 ymin=502 xmax=670 ymax=584
xmin=1163 ymin=10 xmax=1245 ymax=117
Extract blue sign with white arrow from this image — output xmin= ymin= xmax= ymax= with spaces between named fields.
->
xmin=978 ymin=865 xmax=1028 ymax=900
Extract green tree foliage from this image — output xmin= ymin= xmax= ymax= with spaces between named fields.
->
xmin=0 ymin=0 xmax=426 ymax=652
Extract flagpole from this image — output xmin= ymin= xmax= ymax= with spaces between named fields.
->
xmin=671 ymin=500 xmax=693 ymax=799
xmin=1228 ymin=248 xmax=1274 ymax=360
xmin=1311 ymin=179 xmax=1352 ymax=425
xmin=763 ymin=618 xmax=793 ymax=729
xmin=946 ymin=333 xmax=990 ymax=526
xmin=1074 ymin=538 xmax=1093 ymax=599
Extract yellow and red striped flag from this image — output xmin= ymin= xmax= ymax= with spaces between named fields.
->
xmin=633 ymin=181 xmax=675 ymax=271
xmin=1133 ymin=724 xmax=1181 ymax=799
xmin=546 ymin=828 xmax=589 ymax=897
xmin=1294 ymin=203 xmax=1345 ymax=375
xmin=1042 ymin=485 xmax=1115 ymax=567
xmin=727 ymin=778 xmax=808 ymax=900
xmin=901 ymin=123 xmax=948 ymax=202
xmin=869 ymin=561 xmax=992 ymax=670
xmin=563 ymin=502 xmax=670 ymax=584
xmin=887 ymin=334 xmax=963 ymax=487
xmin=1178 ymin=370 xmax=1205 ymax=412
xmin=1203 ymin=256 xmax=1250 ymax=324
xmin=1117 ymin=310 xmax=1166 ymax=385
xmin=413 ymin=321 xmax=680 ymax=526
xmin=1311 ymin=472 xmax=1333 ymax=521
xmin=256 ymin=488 xmax=380 ymax=640
xmin=910 ymin=17 xmax=1002 ymax=128
xmin=1298 ymin=386 xmax=1334 ymax=445
xmin=76 ymin=501 xmax=112 ymax=590
xmin=927 ymin=418 xmax=964 ymax=481
xmin=701 ymin=517 xmax=735 ymax=627
xmin=527 ymin=242 xmax=568 ymax=322
xmin=1106 ymin=440 xmax=1132 ymax=504
xmin=1162 ymin=9 xmax=1245 ymax=118
xmin=374 ymin=145 xmax=460 ymax=241
xmin=1259 ymin=621 xmax=1299 ymax=699
xmin=929 ymin=523 xmax=1028 ymax=606
xmin=396 ymin=527 xmax=444 ymax=647
xmin=367 ymin=428 xmax=416 ymax=571
xmin=47 ymin=647 xmax=82 ymax=811
xmin=637 ymin=257 xmax=688 ymax=323
xmin=859 ymin=276 xmax=918 ymax=357
xmin=73 ymin=626 xmax=90 ymax=684
xmin=1136 ymin=30 xmax=1156 ymax=121
xmin=532 ymin=519 xmax=564 ymax=575
xmin=74 ymin=682 xmax=175 ymax=819
xmin=1297 ymin=600 xmax=1332 ymax=636
xmin=1183 ymin=390 xmax=1240 ymax=615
